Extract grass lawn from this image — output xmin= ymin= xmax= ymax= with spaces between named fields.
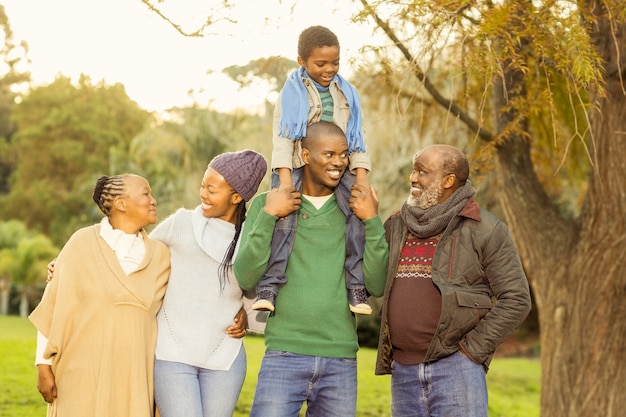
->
xmin=1 ymin=315 xmax=539 ymax=417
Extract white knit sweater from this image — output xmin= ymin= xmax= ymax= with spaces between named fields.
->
xmin=150 ymin=206 xmax=243 ymax=370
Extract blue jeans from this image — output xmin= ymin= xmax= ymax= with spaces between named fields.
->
xmin=258 ymin=169 xmax=366 ymax=294
xmin=154 ymin=345 xmax=246 ymax=417
xmin=250 ymin=350 xmax=357 ymax=417
xmin=391 ymin=352 xmax=488 ymax=417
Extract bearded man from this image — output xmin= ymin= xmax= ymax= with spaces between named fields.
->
xmin=375 ymin=144 xmax=531 ymax=417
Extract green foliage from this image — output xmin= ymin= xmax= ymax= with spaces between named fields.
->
xmin=7 ymin=235 xmax=58 ymax=287
xmin=0 ymin=5 xmax=30 ymax=194
xmin=0 ymin=220 xmax=35 ymax=315
xmin=1 ymin=316 xmax=539 ymax=417
xmin=127 ymin=106 xmax=269 ymax=220
xmin=352 ymin=0 xmax=611 ymax=216
xmin=0 ymin=5 xmax=30 ymax=138
xmin=0 ymin=71 xmax=275 ymax=246
xmin=0 ymin=76 xmax=151 ymax=245
xmin=0 ymin=219 xmax=30 ymax=249
xmin=0 ymin=222 xmax=58 ymax=317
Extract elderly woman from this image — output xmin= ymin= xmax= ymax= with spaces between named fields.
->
xmin=30 ymin=174 xmax=171 ymax=417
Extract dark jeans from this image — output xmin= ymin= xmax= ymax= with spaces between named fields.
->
xmin=257 ymin=169 xmax=366 ymax=295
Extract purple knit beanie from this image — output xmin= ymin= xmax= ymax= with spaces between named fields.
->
xmin=208 ymin=150 xmax=267 ymax=201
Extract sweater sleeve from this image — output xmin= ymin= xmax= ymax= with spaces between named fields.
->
xmin=35 ymin=331 xmax=53 ymax=365
xmin=148 ymin=211 xmax=177 ymax=245
xmin=233 ymin=194 xmax=276 ymax=290
xmin=362 ymin=215 xmax=389 ymax=297
xmin=348 ymin=149 xmax=371 ymax=173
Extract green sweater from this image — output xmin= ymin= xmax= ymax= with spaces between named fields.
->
xmin=234 ymin=192 xmax=389 ymax=359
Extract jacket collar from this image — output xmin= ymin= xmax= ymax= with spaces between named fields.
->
xmin=459 ymin=196 xmax=481 ymax=221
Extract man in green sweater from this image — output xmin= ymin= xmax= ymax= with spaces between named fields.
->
xmin=234 ymin=121 xmax=388 ymax=417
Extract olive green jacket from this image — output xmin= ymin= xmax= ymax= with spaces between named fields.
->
xmin=375 ymin=197 xmax=531 ymax=374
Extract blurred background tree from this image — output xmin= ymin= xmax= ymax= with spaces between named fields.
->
xmin=3 ymin=234 xmax=57 ymax=317
xmin=0 ymin=219 xmax=30 ymax=315
xmin=0 ymin=220 xmax=57 ymax=317
xmin=0 ymin=75 xmax=151 ymax=245
xmin=0 ymin=4 xmax=30 ymax=194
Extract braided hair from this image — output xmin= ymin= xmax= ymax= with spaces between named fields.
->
xmin=92 ymin=175 xmax=129 ymax=216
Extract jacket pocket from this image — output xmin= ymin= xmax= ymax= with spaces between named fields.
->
xmin=456 ymin=290 xmax=493 ymax=310
xmin=455 ymin=290 xmax=493 ymax=332
xmin=441 ymin=290 xmax=493 ymax=349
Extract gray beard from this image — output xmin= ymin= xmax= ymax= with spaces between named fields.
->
xmin=406 ymin=183 xmax=443 ymax=209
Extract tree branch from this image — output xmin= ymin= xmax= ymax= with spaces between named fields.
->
xmin=139 ymin=0 xmax=234 ymax=37
xmin=359 ymin=0 xmax=493 ymax=142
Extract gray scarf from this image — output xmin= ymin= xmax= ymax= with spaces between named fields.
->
xmin=400 ymin=181 xmax=475 ymax=238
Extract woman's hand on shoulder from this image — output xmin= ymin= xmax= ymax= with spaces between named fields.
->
xmin=46 ymin=258 xmax=57 ymax=282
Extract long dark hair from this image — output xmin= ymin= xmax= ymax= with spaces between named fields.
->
xmin=217 ymin=202 xmax=246 ymax=290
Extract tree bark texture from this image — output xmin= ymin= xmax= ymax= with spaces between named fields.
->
xmin=495 ymin=2 xmax=626 ymax=416
xmin=361 ymin=0 xmax=626 ymax=414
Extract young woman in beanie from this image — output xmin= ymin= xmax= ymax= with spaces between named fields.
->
xmin=151 ymin=149 xmax=267 ymax=417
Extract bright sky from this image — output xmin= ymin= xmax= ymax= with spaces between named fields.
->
xmin=2 ymin=0 xmax=372 ymax=113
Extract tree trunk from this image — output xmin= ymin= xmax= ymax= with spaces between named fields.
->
xmin=0 ymin=277 xmax=9 ymax=315
xmin=19 ymin=291 xmax=29 ymax=318
xmin=495 ymin=3 xmax=626 ymax=415
xmin=361 ymin=0 xmax=626 ymax=414
xmin=534 ymin=87 xmax=626 ymax=416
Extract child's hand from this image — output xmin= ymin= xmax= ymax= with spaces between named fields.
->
xmin=349 ymin=184 xmax=379 ymax=220
xmin=264 ymin=186 xmax=301 ymax=218
xmin=355 ymin=178 xmax=369 ymax=188
xmin=278 ymin=183 xmax=294 ymax=193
